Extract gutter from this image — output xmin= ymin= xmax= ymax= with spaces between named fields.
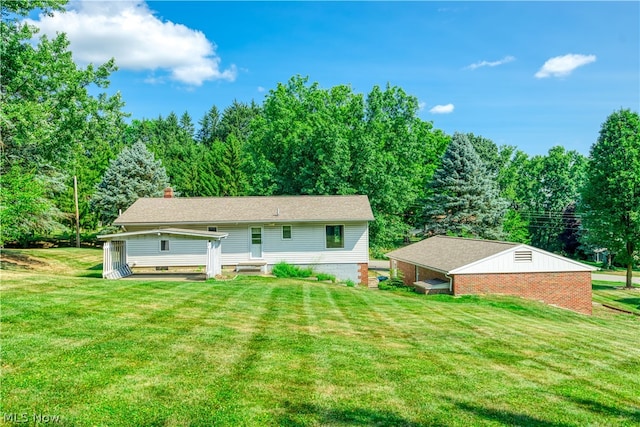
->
xmin=445 ymin=273 xmax=453 ymax=293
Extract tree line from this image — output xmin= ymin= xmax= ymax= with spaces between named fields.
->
xmin=1 ymin=1 xmax=638 ymax=286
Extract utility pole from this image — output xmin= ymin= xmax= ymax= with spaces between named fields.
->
xmin=74 ymin=175 xmax=80 ymax=248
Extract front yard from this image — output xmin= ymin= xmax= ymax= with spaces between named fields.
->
xmin=1 ymin=249 xmax=639 ymax=426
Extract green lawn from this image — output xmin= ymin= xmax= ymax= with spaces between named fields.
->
xmin=1 ymin=249 xmax=639 ymax=426
xmin=592 ymin=280 xmax=640 ymax=315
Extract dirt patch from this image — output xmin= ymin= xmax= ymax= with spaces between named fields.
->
xmin=0 ymin=251 xmax=48 ymax=271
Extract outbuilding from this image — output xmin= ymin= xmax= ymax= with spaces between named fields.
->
xmin=386 ymin=235 xmax=596 ymax=314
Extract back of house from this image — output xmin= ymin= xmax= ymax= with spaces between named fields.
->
xmin=102 ymin=193 xmax=374 ymax=284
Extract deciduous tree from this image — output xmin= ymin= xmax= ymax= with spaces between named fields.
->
xmin=581 ymin=109 xmax=640 ymax=288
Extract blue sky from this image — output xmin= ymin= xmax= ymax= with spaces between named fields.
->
xmin=27 ymin=1 xmax=639 ymax=156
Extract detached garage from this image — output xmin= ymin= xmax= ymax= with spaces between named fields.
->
xmin=386 ymin=236 xmax=596 ymax=314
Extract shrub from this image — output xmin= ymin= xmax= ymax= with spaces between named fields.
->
xmin=345 ymin=279 xmax=356 ymax=287
xmin=271 ymin=261 xmax=314 ymax=278
xmin=316 ymin=272 xmax=336 ymax=283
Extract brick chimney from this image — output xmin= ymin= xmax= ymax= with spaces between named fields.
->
xmin=163 ymin=187 xmax=174 ymax=198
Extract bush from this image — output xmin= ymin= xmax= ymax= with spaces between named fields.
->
xmin=316 ymin=272 xmax=336 ymax=283
xmin=271 ymin=261 xmax=314 ymax=278
xmin=345 ymin=279 xmax=356 ymax=287
xmin=378 ymin=270 xmax=413 ymax=291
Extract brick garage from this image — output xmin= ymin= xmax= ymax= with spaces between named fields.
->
xmin=453 ymin=271 xmax=593 ymax=315
xmin=387 ymin=236 xmax=596 ymax=315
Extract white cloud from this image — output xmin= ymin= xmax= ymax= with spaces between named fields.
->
xmin=429 ymin=104 xmax=454 ymax=114
xmin=466 ymin=55 xmax=515 ymax=70
xmin=418 ymin=101 xmax=426 ymax=112
xmin=257 ymin=86 xmax=265 ymax=93
xmin=535 ymin=54 xmax=596 ymax=78
xmin=25 ymin=0 xmax=236 ymax=86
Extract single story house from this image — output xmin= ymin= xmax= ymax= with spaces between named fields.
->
xmin=385 ymin=235 xmax=597 ymax=314
xmin=99 ymin=191 xmax=374 ymax=284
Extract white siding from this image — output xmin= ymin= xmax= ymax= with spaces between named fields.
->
xmin=126 ymin=235 xmax=207 ymax=267
xmin=451 ymin=246 xmax=595 ymax=274
xmin=219 ymin=222 xmax=369 ymax=265
xmin=124 ymin=222 xmax=370 ymax=267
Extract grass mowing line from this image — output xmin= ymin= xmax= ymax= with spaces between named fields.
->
xmin=350 ymin=292 xmax=640 ymax=426
xmin=3 ymin=251 xmax=640 ymax=426
xmin=64 ymin=280 xmax=274 ymax=425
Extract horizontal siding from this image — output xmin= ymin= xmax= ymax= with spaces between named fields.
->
xmin=454 ymin=248 xmax=593 ymax=274
xmin=124 ymin=222 xmax=369 ymax=266
xmin=126 ymin=235 xmax=207 ymax=267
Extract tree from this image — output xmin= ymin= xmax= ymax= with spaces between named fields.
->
xmin=424 ymin=133 xmax=508 ymax=239
xmin=524 ymin=147 xmax=587 ymax=252
xmin=1 ymin=0 xmax=127 ymax=241
xmin=581 ymin=109 xmax=640 ymax=288
xmin=0 ymin=165 xmax=66 ymax=247
xmin=245 ymin=76 xmax=448 ymax=248
xmin=90 ymin=141 xmax=170 ymax=224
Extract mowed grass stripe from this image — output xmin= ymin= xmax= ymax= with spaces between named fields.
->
xmin=2 ymin=254 xmax=640 ymax=426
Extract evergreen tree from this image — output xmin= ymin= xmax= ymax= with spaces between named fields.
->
xmin=90 ymin=141 xmax=170 ymax=224
xmin=424 ymin=133 xmax=507 ymax=240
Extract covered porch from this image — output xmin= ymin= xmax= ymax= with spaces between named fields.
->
xmin=98 ymin=228 xmax=228 ymax=280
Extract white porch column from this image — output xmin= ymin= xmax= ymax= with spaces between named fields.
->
xmin=103 ymin=241 xmax=112 ymax=278
xmin=206 ymin=240 xmax=222 ymax=279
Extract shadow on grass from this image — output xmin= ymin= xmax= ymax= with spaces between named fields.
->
xmin=453 ymin=401 xmax=572 ymax=427
xmin=89 ymin=263 xmax=103 ymax=271
xmin=617 ymin=297 xmax=640 ymax=307
xmin=278 ymin=402 xmax=425 ymax=426
xmin=592 ymin=284 xmax=617 ymax=290
xmin=568 ymin=397 xmax=640 ymax=424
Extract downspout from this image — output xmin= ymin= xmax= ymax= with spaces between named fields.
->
xmin=445 ymin=273 xmax=453 ymax=293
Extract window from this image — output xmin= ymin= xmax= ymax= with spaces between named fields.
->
xmin=160 ymin=240 xmax=170 ymax=252
xmin=325 ymin=225 xmax=344 ymax=249
xmin=282 ymin=225 xmax=292 ymax=240
xmin=514 ymin=250 xmax=532 ymax=262
xmin=208 ymin=226 xmax=218 ymax=232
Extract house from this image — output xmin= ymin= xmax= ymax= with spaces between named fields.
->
xmin=99 ymin=191 xmax=374 ymax=284
xmin=385 ymin=235 xmax=597 ymax=314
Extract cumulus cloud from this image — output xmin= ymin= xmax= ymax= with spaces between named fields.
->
xmin=429 ymin=104 xmax=454 ymax=114
xmin=25 ymin=0 xmax=236 ymax=86
xmin=535 ymin=54 xmax=596 ymax=78
xmin=466 ymin=55 xmax=515 ymax=70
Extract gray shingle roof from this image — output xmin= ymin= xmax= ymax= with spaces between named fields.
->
xmin=385 ymin=235 xmax=518 ymax=273
xmin=114 ymin=195 xmax=374 ymax=225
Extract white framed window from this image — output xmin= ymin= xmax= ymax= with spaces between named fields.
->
xmin=282 ymin=225 xmax=292 ymax=240
xmin=325 ymin=225 xmax=344 ymax=249
xmin=160 ymin=240 xmax=170 ymax=252
xmin=208 ymin=226 xmax=218 ymax=232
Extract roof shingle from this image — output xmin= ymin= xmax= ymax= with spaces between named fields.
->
xmin=114 ymin=195 xmax=374 ymax=225
xmin=385 ymin=235 xmax=517 ymax=272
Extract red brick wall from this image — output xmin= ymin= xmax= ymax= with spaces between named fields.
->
xmin=357 ymin=263 xmax=369 ymax=286
xmin=453 ymin=271 xmax=592 ymax=315
xmin=393 ymin=260 xmax=416 ymax=285
xmin=391 ymin=261 xmax=448 ymax=285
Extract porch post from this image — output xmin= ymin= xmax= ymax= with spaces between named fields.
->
xmin=206 ymin=240 xmax=222 ymax=279
xmin=103 ymin=241 xmax=112 ymax=278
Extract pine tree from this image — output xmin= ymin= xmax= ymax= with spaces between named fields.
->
xmin=424 ymin=133 xmax=508 ymax=240
xmin=90 ymin=141 xmax=170 ymax=224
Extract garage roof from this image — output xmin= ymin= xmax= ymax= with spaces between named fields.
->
xmin=386 ymin=236 xmax=517 ymax=273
